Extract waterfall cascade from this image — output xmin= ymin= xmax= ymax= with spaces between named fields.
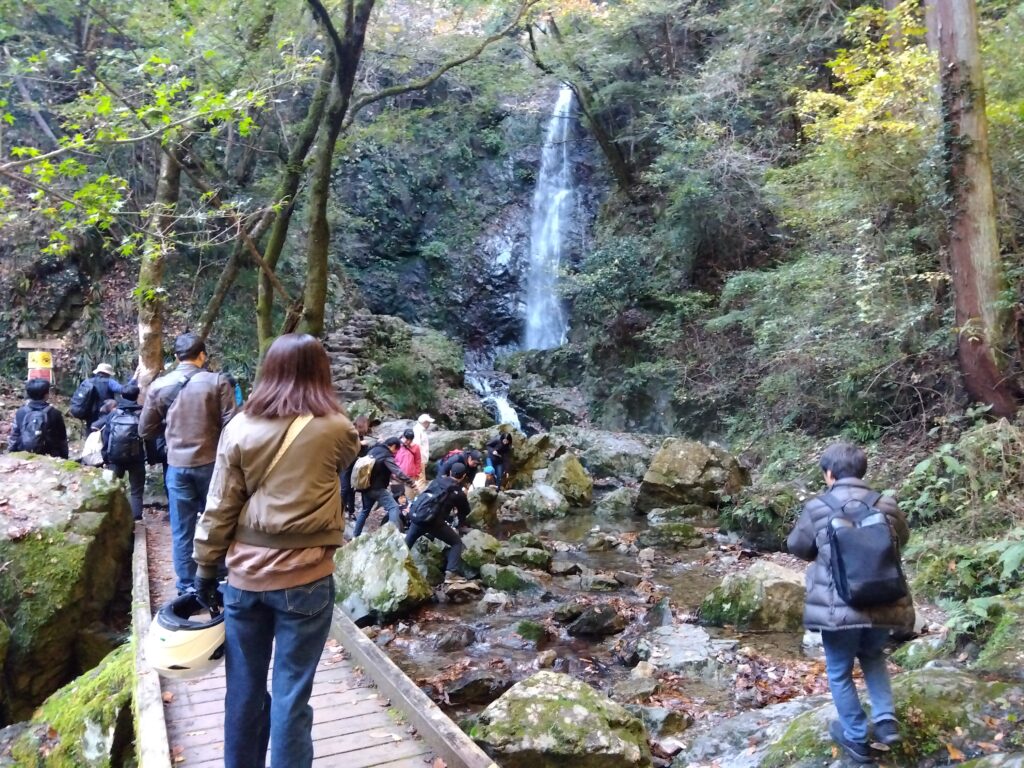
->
xmin=523 ymin=85 xmax=575 ymax=350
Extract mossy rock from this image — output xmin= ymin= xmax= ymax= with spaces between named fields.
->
xmin=890 ymin=633 xmax=950 ymax=670
xmin=698 ymin=561 xmax=804 ymax=632
xmin=546 ymin=453 xmax=593 ymax=507
xmin=516 ymin=485 xmax=570 ymax=519
xmin=334 ymin=526 xmax=433 ymax=620
xmin=461 ymin=529 xmax=500 ymax=570
xmin=508 ymin=532 xmax=546 ymax=550
xmin=472 ymin=670 xmax=653 ymax=768
xmin=466 ymin=487 xmax=500 ymax=533
xmin=595 ymin=487 xmax=639 ymax=517
xmin=974 ymin=591 xmax=1024 ymax=680
xmin=496 ymin=545 xmax=552 ymax=572
xmin=480 ymin=564 xmax=543 ymax=592
xmin=636 ymin=522 xmax=705 ymax=549
xmin=0 ymin=455 xmax=132 ymax=722
xmin=635 ymin=438 xmax=749 ymax=514
xmin=763 ymin=668 xmax=1024 ymax=767
xmin=2 ymin=643 xmax=133 ymax=767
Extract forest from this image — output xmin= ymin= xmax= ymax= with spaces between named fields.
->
xmin=1 ymin=0 xmax=1024 ymax=766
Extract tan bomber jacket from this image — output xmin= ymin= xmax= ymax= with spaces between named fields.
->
xmin=193 ymin=411 xmax=360 ymax=579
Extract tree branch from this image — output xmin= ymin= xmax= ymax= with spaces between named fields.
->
xmin=343 ymin=0 xmax=538 ymax=128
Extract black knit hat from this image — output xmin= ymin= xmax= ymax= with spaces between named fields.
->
xmin=449 ymin=462 xmax=467 ymax=478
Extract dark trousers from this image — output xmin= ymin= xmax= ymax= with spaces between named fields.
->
xmin=405 ymin=519 xmax=464 ymax=573
xmin=340 ymin=462 xmax=356 ymax=517
xmin=111 ymin=461 xmax=146 ymax=520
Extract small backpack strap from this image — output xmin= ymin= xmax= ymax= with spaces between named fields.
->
xmin=819 ymin=492 xmax=843 ymax=514
xmin=264 ymin=414 xmax=313 ymax=483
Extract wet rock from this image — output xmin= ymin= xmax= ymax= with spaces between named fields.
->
xmin=508 ymin=531 xmax=547 ymax=550
xmin=584 ymin=530 xmax=621 ymax=551
xmin=480 ymin=589 xmax=512 ymax=613
xmin=635 ymin=625 xmax=737 ymax=679
xmin=408 ymin=534 xmax=446 ymax=586
xmin=959 ymin=755 xmax=1024 ymax=767
xmin=637 ymin=547 xmax=657 ymax=567
xmin=467 ymin=486 xmax=501 ymax=532
xmin=509 ymin=433 xmax=561 ymax=488
xmin=549 ymin=427 xmax=661 ymax=481
xmin=568 ymin=606 xmax=627 ymax=637
xmin=508 ymin=381 xmax=586 ymax=429
xmin=553 ymin=602 xmax=587 ymax=624
xmin=517 ymin=484 xmax=570 ymax=519
xmin=443 ymin=579 xmax=485 ymax=604
xmin=334 ymin=526 xmax=433 ymax=621
xmin=473 ymin=671 xmax=653 ymax=768
xmin=480 ymin=564 xmax=543 ymax=592
xmin=699 ymin=561 xmax=805 ymax=632
xmin=546 ymin=453 xmax=594 ymax=507
xmin=496 ymin=545 xmax=553 ymax=571
xmin=764 ymin=668 xmax=1024 ymax=768
xmin=644 ymin=598 xmax=674 ymax=628
xmin=636 ymin=522 xmax=706 ymax=549
xmin=627 ymin=705 xmax=693 ymax=739
xmin=648 ymin=505 xmax=716 ymax=524
xmin=535 ymin=649 xmax=558 ymax=668
xmin=612 ymin=676 xmax=659 ymax=701
xmin=0 ymin=455 xmax=132 ymax=721
xmin=595 ymin=486 xmax=640 ymax=517
xmin=550 ymin=558 xmax=583 ymax=577
xmin=446 ymin=669 xmax=514 ymax=706
xmin=434 ymin=625 xmax=478 ymax=651
xmin=421 ymin=427 xmax=493 ymax=463
xmin=461 ymin=529 xmax=501 ymax=570
xmin=801 ymin=630 xmax=825 ymax=660
xmin=615 ymin=571 xmax=643 ymax=587
xmin=580 ymin=572 xmax=621 ymax=592
xmin=0 ymin=643 xmax=133 ymax=766
xmin=636 ymin=439 xmax=750 ymax=515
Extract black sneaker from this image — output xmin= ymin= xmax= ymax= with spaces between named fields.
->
xmin=871 ymin=719 xmax=901 ymax=750
xmin=829 ymin=720 xmax=873 ymax=764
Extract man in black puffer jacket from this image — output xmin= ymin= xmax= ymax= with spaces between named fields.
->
xmin=787 ymin=441 xmax=914 ymax=763
xmin=353 ymin=437 xmax=415 ymax=537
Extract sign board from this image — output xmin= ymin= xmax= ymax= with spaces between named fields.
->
xmin=28 ymin=350 xmax=53 ymax=369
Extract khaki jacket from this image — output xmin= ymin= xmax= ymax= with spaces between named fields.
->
xmin=139 ymin=363 xmax=236 ymax=467
xmin=787 ymin=477 xmax=915 ymax=632
xmin=194 ymin=411 xmax=359 ymax=578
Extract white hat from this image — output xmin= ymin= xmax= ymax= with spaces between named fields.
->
xmin=93 ymin=363 xmax=115 ymax=376
xmin=417 ymin=413 xmax=436 ymax=424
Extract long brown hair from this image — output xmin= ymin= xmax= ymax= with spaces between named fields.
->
xmin=244 ymin=334 xmax=343 ymax=418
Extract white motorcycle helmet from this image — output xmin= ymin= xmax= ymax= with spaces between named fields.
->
xmin=145 ymin=592 xmax=225 ymax=679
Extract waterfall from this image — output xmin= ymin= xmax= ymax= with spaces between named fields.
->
xmin=523 ymin=85 xmax=575 ymax=350
xmin=465 ymin=368 xmax=521 ymax=431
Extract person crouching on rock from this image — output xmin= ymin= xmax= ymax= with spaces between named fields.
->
xmin=404 ymin=462 xmax=477 ymax=581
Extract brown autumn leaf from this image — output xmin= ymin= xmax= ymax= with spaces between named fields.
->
xmin=944 ymin=742 xmax=965 ymax=761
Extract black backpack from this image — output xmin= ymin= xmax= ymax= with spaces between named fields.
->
xmin=20 ymin=407 xmax=50 ymax=453
xmin=822 ymin=492 xmax=908 ymax=609
xmin=409 ymin=479 xmax=456 ymax=525
xmin=105 ymin=408 xmax=144 ymax=464
xmin=69 ymin=376 xmax=109 ymax=421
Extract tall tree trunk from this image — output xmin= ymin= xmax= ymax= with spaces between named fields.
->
xmin=929 ymin=0 xmax=1017 ymax=416
xmin=299 ymin=0 xmax=375 ymax=338
xmin=256 ymin=58 xmax=335 ymax=353
xmin=135 ymin=147 xmax=181 ymax=393
xmin=568 ymin=82 xmax=633 ymax=192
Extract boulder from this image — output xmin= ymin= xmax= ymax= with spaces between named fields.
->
xmin=408 ymin=535 xmax=446 ymax=586
xmin=509 ymin=433 xmax=565 ymax=489
xmin=612 ymin=677 xmax=659 ymax=702
xmin=0 ymin=455 xmax=132 ymax=722
xmin=434 ymin=625 xmax=478 ymax=651
xmin=508 ymin=381 xmax=586 ymax=429
xmin=764 ymin=668 xmax=1024 ymax=767
xmin=545 ymin=454 xmax=593 ymax=507
xmin=472 ymin=671 xmax=653 ymax=768
xmin=627 ymin=706 xmax=692 ymax=740
xmin=579 ymin=572 xmax=621 ymax=592
xmin=550 ymin=559 xmax=583 ymax=577
xmin=516 ymin=485 xmax=570 ymax=519
xmin=480 ymin=564 xmax=544 ymax=592
xmin=461 ymin=529 xmax=501 ymax=570
xmin=443 ymin=579 xmax=485 ymax=604
xmin=550 ymin=427 xmax=661 ymax=480
xmin=334 ymin=527 xmax=433 ymax=621
xmin=0 ymin=643 xmax=133 ymax=766
xmin=423 ymin=427 xmax=493 ymax=464
xmin=496 ymin=546 xmax=552 ymax=572
xmin=699 ymin=561 xmax=805 ymax=632
xmin=636 ymin=522 xmax=706 ymax=550
xmin=635 ymin=625 xmax=737 ymax=680
xmin=635 ymin=439 xmax=750 ymax=515
xmin=466 ymin=486 xmax=501 ymax=532
xmin=446 ymin=669 xmax=514 ymax=706
xmin=567 ymin=606 xmax=627 ymax=637
xmin=595 ymin=487 xmax=639 ymax=517
xmin=508 ymin=531 xmax=546 ymax=550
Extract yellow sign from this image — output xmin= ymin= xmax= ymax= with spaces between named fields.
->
xmin=28 ymin=350 xmax=53 ymax=368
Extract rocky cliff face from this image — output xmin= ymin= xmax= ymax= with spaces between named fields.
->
xmin=0 ymin=455 xmax=132 ymax=724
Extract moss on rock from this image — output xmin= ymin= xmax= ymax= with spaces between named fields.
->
xmin=334 ymin=526 xmax=433 ymax=619
xmin=698 ymin=561 xmax=804 ymax=632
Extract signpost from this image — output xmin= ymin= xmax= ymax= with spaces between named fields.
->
xmin=18 ymin=338 xmax=63 ymax=384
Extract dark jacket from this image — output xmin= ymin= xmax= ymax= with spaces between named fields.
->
xmin=787 ymin=477 xmax=914 ymax=632
xmin=420 ymin=475 xmax=471 ymax=528
xmin=486 ymin=435 xmax=513 ymax=465
xmin=139 ymin=363 xmax=236 ymax=468
xmin=8 ymin=400 xmax=69 ymax=458
xmin=97 ymin=399 xmax=145 ymax=466
xmin=438 ymin=451 xmax=479 ymax=484
xmin=77 ymin=375 xmax=121 ymax=425
xmin=367 ymin=443 xmax=414 ymax=490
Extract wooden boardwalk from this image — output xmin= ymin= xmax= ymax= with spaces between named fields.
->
xmin=133 ymin=521 xmax=497 ymax=768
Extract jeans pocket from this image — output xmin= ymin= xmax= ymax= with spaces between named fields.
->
xmin=284 ymin=576 xmax=333 ymax=616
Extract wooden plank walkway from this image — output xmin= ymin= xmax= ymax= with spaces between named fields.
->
xmin=133 ymin=520 xmax=500 ymax=768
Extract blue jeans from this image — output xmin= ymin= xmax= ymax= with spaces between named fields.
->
xmin=353 ymin=487 xmax=402 ymax=536
xmin=223 ymin=575 xmax=335 ymax=768
xmin=822 ymin=628 xmax=897 ymax=743
xmin=166 ymin=462 xmax=214 ymax=593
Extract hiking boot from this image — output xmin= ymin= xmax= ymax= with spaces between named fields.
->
xmin=871 ymin=719 xmax=901 ymax=750
xmin=829 ymin=720 xmax=873 ymax=764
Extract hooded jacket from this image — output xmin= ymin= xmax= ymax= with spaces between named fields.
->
xmin=8 ymin=399 xmax=69 ymax=458
xmin=367 ymin=443 xmax=414 ymax=490
xmin=787 ymin=477 xmax=915 ymax=632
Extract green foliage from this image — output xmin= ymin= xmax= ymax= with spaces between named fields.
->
xmin=374 ymin=354 xmax=437 ymax=416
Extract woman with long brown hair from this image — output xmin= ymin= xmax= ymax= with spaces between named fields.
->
xmin=193 ymin=333 xmax=359 ymax=768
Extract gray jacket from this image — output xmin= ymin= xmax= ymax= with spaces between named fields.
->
xmin=139 ymin=363 xmax=236 ymax=468
xmin=786 ymin=477 xmax=915 ymax=632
